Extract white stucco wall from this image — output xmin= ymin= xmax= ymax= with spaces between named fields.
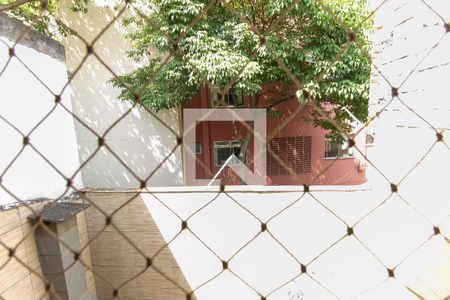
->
xmin=139 ymin=184 xmax=449 ymax=300
xmin=366 ymin=0 xmax=450 ymax=224
xmin=0 ymin=16 xmax=83 ymax=205
xmin=58 ymin=1 xmax=183 ymax=188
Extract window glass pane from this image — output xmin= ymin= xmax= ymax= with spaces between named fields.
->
xmin=339 ymin=144 xmax=350 ymax=157
xmin=237 ymin=93 xmax=244 ymax=106
xmin=227 ymin=92 xmax=244 ymax=107
xmin=232 ymin=146 xmax=241 ymax=158
xmin=214 ymin=141 xmax=242 ymax=166
xmin=325 ymin=138 xmax=354 ymax=159
xmin=325 ymin=141 xmax=339 ymax=158
xmin=366 ymin=133 xmax=374 ymax=146
xmin=211 ymin=87 xmax=220 ymax=107
xmin=225 ymin=93 xmax=233 ymax=106
xmin=195 ymin=142 xmax=202 ymax=154
xmin=339 ymin=137 xmax=354 ymax=157
xmin=211 ymin=88 xmax=243 ymax=108
xmin=215 ymin=147 xmax=231 ymax=166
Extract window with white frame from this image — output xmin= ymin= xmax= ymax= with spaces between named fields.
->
xmin=325 ymin=137 xmax=353 ymax=159
xmin=211 ymin=87 xmax=244 ymax=107
xmin=213 ymin=140 xmax=242 ymax=166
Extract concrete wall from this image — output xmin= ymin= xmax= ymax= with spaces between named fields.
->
xmin=137 ymin=186 xmax=450 ymax=300
xmin=77 ymin=186 xmax=448 ymax=300
xmin=0 ymin=201 xmax=96 ymax=299
xmin=0 ymin=13 xmax=83 ymax=205
xmin=57 ymin=1 xmax=183 ymax=189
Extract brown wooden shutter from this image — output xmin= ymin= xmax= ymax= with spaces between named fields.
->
xmin=294 ymin=136 xmax=304 ymax=174
xmin=278 ymin=138 xmax=287 ymax=175
xmin=267 ymin=138 xmax=279 ymax=176
xmin=287 ymin=137 xmax=295 ymax=173
xmin=303 ymin=136 xmax=312 ymax=173
xmin=267 ymin=136 xmax=312 ymax=176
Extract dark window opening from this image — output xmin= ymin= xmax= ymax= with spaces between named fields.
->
xmin=194 ymin=142 xmax=202 ymax=154
xmin=211 ymin=88 xmax=244 ymax=107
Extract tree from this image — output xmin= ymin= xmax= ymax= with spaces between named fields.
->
xmin=111 ymin=0 xmax=371 ymax=164
xmin=0 ymin=0 xmax=89 ymax=37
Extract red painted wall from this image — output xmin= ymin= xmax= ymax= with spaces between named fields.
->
xmin=183 ymin=86 xmax=366 ymax=185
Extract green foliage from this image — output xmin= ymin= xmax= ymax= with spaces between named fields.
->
xmin=113 ymin=0 xmax=372 ymax=137
xmin=2 ymin=0 xmax=372 ymax=137
xmin=0 ymin=0 xmax=89 ymax=37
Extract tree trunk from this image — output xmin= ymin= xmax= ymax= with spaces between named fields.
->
xmin=240 ymin=127 xmax=252 ymax=164
xmin=236 ymin=94 xmax=262 ymax=184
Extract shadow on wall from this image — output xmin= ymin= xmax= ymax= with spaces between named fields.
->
xmin=58 ymin=0 xmax=183 ymax=188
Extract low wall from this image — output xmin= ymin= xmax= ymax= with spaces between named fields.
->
xmin=81 ymin=186 xmax=450 ymax=300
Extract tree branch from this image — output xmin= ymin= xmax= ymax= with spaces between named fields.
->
xmin=0 ymin=0 xmax=35 ymax=11
xmin=265 ymin=94 xmax=295 ymax=109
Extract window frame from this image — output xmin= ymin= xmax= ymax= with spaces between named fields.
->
xmin=194 ymin=142 xmax=202 ymax=155
xmin=187 ymin=142 xmax=202 ymax=155
xmin=213 ymin=140 xmax=242 ymax=167
xmin=365 ymin=132 xmax=375 ymax=147
xmin=211 ymin=87 xmax=245 ymax=108
xmin=324 ymin=137 xmax=354 ymax=160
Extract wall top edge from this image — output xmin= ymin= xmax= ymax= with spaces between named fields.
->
xmin=0 ymin=12 xmax=65 ymax=62
xmin=0 ymin=192 xmax=80 ymax=212
xmin=81 ymin=184 xmax=372 ymax=194
xmin=30 ymin=202 xmax=90 ymax=222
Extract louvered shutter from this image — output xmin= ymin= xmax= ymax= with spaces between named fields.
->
xmin=266 ymin=136 xmax=312 ymax=176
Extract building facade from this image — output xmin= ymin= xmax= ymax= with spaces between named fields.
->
xmin=183 ymin=86 xmax=367 ymax=186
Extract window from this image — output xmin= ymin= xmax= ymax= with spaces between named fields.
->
xmin=187 ymin=142 xmax=202 ymax=155
xmin=325 ymin=138 xmax=353 ymax=159
xmin=267 ymin=136 xmax=312 ymax=175
xmin=194 ymin=142 xmax=202 ymax=155
xmin=213 ymin=140 xmax=241 ymax=166
xmin=366 ymin=132 xmax=375 ymax=147
xmin=211 ymin=87 xmax=244 ymax=107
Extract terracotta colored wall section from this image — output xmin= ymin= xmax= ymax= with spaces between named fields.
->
xmin=183 ymin=86 xmax=367 ymax=185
